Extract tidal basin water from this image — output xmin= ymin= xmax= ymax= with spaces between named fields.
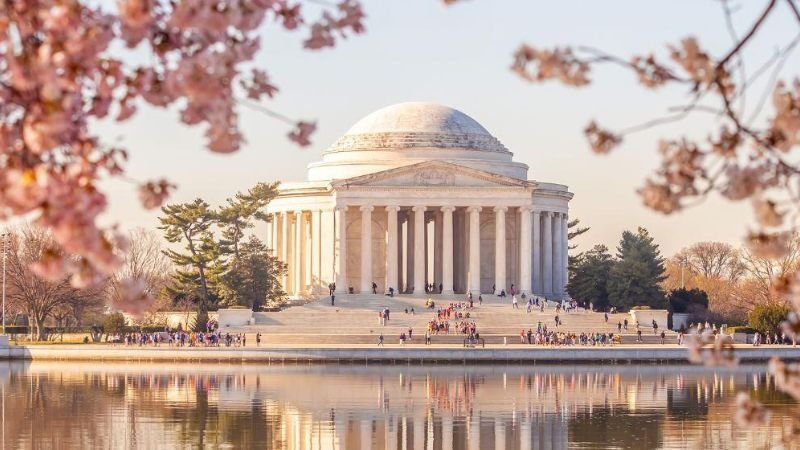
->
xmin=0 ymin=362 xmax=797 ymax=449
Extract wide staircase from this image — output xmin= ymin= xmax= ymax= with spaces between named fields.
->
xmin=228 ymin=294 xmax=676 ymax=345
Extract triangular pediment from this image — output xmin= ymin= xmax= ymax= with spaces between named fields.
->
xmin=331 ymin=161 xmax=531 ymax=188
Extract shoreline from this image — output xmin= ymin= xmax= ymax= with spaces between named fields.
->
xmin=2 ymin=344 xmax=799 ymax=364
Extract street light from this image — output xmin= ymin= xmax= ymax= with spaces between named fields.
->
xmin=1 ymin=232 xmax=6 ymax=335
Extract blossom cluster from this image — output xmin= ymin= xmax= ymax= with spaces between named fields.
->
xmin=0 ymin=1 xmax=365 ymax=298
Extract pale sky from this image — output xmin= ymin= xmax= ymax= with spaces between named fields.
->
xmin=95 ymin=0 xmax=800 ymax=257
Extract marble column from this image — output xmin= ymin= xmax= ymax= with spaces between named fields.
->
xmin=542 ymin=212 xmax=553 ymax=296
xmin=441 ymin=206 xmax=455 ymax=294
xmin=386 ymin=206 xmax=400 ymax=294
xmin=304 ymin=212 xmax=312 ymax=292
xmin=294 ymin=211 xmax=303 ymax=295
xmin=468 ymin=206 xmax=482 ymax=295
xmin=360 ymin=205 xmax=374 ymax=294
xmin=494 ymin=206 xmax=507 ymax=295
xmin=532 ymin=211 xmax=541 ymax=294
xmin=413 ymin=206 xmax=426 ymax=293
xmin=311 ymin=209 xmax=321 ymax=294
xmin=281 ymin=211 xmax=289 ymax=291
xmin=271 ymin=213 xmax=279 ymax=254
xmin=265 ymin=215 xmax=273 ymax=250
xmin=552 ymin=213 xmax=563 ymax=298
xmin=562 ymin=213 xmax=569 ymax=297
xmin=335 ymin=206 xmax=348 ymax=293
xmin=519 ymin=206 xmax=532 ymax=295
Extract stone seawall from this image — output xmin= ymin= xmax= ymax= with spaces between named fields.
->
xmin=3 ymin=345 xmax=800 ymax=364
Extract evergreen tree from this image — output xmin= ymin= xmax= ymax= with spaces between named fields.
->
xmin=567 ymin=244 xmax=613 ymax=310
xmin=608 ymin=227 xmax=668 ymax=310
xmin=159 ymin=199 xmax=229 ymax=312
xmin=567 ymin=218 xmax=590 ymax=251
xmin=567 ymin=217 xmax=591 ymax=277
xmin=219 ymin=236 xmax=287 ymax=309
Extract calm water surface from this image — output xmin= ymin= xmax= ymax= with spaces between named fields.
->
xmin=0 ymin=362 xmax=798 ymax=449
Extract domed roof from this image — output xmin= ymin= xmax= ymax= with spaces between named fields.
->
xmin=344 ymin=102 xmax=491 ymax=136
xmin=326 ymin=102 xmax=509 ymax=154
xmin=307 ymin=101 xmax=527 ymax=181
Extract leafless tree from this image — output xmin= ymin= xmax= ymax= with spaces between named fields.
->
xmin=5 ymin=226 xmax=106 ymax=340
xmin=675 ymin=242 xmax=746 ymax=281
xmin=108 ymin=228 xmax=173 ymax=307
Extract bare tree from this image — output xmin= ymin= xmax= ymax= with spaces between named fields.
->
xmin=675 ymin=242 xmax=746 ymax=281
xmin=740 ymin=233 xmax=800 ymax=303
xmin=5 ymin=226 xmax=105 ymax=341
xmin=109 ymin=228 xmax=173 ymax=308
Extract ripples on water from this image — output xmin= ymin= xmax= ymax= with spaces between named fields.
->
xmin=0 ymin=362 xmax=797 ymax=449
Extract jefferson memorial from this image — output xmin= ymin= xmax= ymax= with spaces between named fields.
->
xmin=265 ymin=102 xmax=572 ymax=299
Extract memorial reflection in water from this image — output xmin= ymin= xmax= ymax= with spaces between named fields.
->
xmin=0 ymin=363 xmax=796 ymax=449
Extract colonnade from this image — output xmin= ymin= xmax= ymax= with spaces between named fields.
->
xmin=265 ymin=205 xmax=569 ymax=299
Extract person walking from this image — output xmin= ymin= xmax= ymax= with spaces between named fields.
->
xmin=378 ymin=334 xmax=384 ymax=346
xmin=372 ymin=281 xmax=378 ymax=294
xmin=624 ymin=319 xmax=628 ymax=330
xmin=329 ymin=283 xmax=336 ymax=296
xmin=256 ymin=332 xmax=262 ymax=347
xmin=660 ymin=330 xmax=666 ymax=344
xmin=652 ymin=319 xmax=658 ymax=335
xmin=636 ymin=329 xmax=642 ymax=343
xmin=512 ymin=295 xmax=518 ymax=309
xmin=604 ymin=312 xmax=608 ymax=323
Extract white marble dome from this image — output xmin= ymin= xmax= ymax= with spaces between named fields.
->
xmin=306 ymin=102 xmax=529 ymax=181
xmin=345 ymin=102 xmax=494 ymax=136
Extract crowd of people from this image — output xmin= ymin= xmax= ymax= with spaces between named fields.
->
xmin=519 ymin=328 xmax=619 ymax=346
xmin=116 ymin=330 xmax=264 ymax=348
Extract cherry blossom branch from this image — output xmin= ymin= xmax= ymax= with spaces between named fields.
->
xmin=715 ymin=0 xmax=776 ymax=71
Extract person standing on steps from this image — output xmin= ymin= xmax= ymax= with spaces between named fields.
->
xmin=372 ymin=281 xmax=377 ymax=294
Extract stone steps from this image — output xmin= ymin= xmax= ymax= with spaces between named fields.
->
xmin=255 ymin=333 xmax=676 ymax=345
xmin=231 ymin=294 xmax=677 ymax=346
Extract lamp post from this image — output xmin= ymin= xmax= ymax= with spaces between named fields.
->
xmin=1 ymin=232 xmax=6 ymax=335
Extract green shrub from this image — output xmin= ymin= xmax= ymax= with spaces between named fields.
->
xmin=102 ymin=313 xmax=127 ymax=336
xmin=747 ymin=304 xmax=790 ymax=334
xmin=668 ymin=288 xmax=709 ymax=313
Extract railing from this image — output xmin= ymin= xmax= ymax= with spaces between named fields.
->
xmin=463 ymin=337 xmax=485 ymax=348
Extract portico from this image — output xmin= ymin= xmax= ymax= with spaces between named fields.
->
xmin=264 ymin=102 xmax=572 ymax=299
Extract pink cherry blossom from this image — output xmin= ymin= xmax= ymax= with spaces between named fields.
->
xmin=0 ymin=0 xmax=364 ymax=305
xmin=287 ymin=121 xmax=317 ymax=147
xmin=138 ymin=179 xmax=175 ymax=210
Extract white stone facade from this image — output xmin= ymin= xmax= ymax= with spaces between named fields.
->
xmin=265 ymin=102 xmax=572 ymax=299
